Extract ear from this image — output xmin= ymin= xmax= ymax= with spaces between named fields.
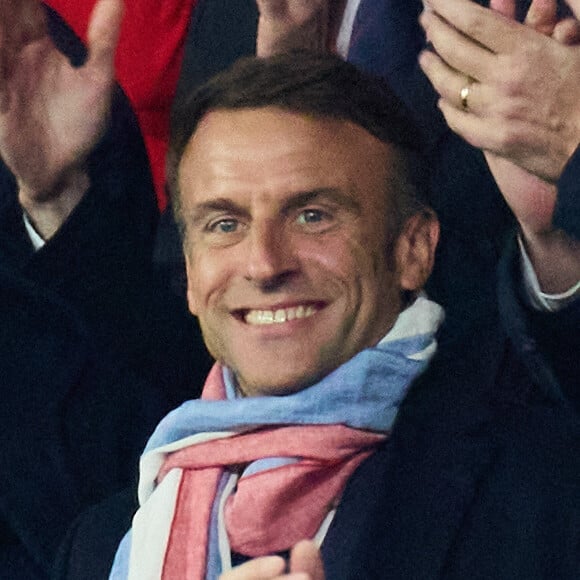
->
xmin=395 ymin=209 xmax=439 ymax=292
xmin=184 ymin=251 xmax=200 ymax=316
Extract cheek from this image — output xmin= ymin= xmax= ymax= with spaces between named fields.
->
xmin=186 ymin=248 xmax=230 ymax=314
xmin=326 ymin=232 xmax=384 ymax=281
xmin=301 ymin=230 xmax=362 ymax=272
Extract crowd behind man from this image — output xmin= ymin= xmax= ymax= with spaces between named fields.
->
xmin=0 ymin=0 xmax=578 ymax=578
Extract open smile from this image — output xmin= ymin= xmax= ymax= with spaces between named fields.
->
xmin=236 ymin=303 xmax=323 ymax=326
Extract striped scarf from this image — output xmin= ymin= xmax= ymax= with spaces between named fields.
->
xmin=110 ymin=296 xmax=444 ymax=580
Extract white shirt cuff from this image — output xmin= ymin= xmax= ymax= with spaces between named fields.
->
xmin=518 ymin=235 xmax=580 ymax=312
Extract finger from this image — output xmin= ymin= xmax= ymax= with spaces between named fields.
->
xmin=437 ymin=98 xmax=536 ymax=159
xmin=289 ymin=540 xmax=325 ymax=580
xmin=564 ymin=0 xmax=580 ymax=19
xmin=420 ymin=10 xmax=493 ymax=81
xmin=552 ymin=18 xmax=580 ymax=44
xmin=423 ymin=0 xmax=529 ymax=53
xmin=219 ymin=556 xmax=287 ymax=580
xmin=437 ymin=98 xmax=502 ymax=153
xmin=419 ymin=49 xmax=484 ymax=112
xmin=13 ymin=0 xmax=47 ymax=44
xmin=85 ymin=0 xmax=124 ymax=80
xmin=489 ymin=0 xmax=516 ymax=19
xmin=263 ymin=0 xmax=328 ymax=24
xmin=0 ymin=26 xmax=11 ymax=104
xmin=524 ymin=0 xmax=558 ymax=35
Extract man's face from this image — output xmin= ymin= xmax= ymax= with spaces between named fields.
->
xmin=179 ymin=107 xmax=435 ymax=397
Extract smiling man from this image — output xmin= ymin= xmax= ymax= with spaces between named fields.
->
xmin=177 ymin=105 xmax=435 ymax=397
xmin=105 ymin=52 xmax=579 ymax=580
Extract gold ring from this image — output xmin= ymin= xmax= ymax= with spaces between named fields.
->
xmin=460 ymin=78 xmax=473 ymax=112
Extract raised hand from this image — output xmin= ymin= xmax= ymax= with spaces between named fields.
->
xmin=418 ymin=0 xmax=580 ymax=184
xmin=419 ymin=0 xmax=580 ymax=292
xmin=255 ymin=0 xmax=344 ymax=56
xmin=487 ymin=0 xmax=560 ymax=235
xmin=0 ymin=0 xmax=123 ymax=237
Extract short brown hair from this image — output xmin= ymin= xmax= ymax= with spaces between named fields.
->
xmin=168 ymin=50 xmax=428 ymax=238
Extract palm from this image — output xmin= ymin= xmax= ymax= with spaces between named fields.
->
xmin=0 ymin=39 xmax=111 ymax=195
xmin=0 ymin=0 xmax=121 ymax=198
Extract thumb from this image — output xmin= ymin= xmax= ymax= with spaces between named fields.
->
xmin=552 ymin=17 xmax=580 ymax=43
xmin=256 ymin=0 xmax=288 ymax=19
xmin=85 ymin=0 xmax=124 ymax=80
xmin=289 ymin=540 xmax=325 ymax=580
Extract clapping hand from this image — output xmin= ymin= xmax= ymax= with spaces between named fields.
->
xmin=0 ymin=0 xmax=123 ymax=237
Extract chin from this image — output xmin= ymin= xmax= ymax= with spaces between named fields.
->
xmin=237 ymin=368 xmax=325 ymax=398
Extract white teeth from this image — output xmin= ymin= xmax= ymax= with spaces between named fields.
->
xmin=261 ymin=311 xmax=274 ymax=323
xmin=244 ymin=305 xmax=318 ymax=325
xmin=305 ymin=305 xmax=315 ymax=317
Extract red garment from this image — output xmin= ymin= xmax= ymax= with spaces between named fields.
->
xmin=45 ymin=0 xmax=197 ymax=209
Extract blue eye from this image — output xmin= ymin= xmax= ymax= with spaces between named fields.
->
xmin=297 ymin=209 xmax=325 ymax=224
xmin=210 ymin=219 xmax=238 ymax=233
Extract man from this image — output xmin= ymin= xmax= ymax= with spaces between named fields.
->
xmin=100 ymin=52 xmax=578 ymax=580
xmin=5 ymin=0 xmax=575 ymax=576
xmin=164 ymin=0 xmax=580 ymax=331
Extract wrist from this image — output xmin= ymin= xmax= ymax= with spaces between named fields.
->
xmin=18 ymin=168 xmax=90 ymax=240
xmin=520 ymin=225 xmax=580 ymax=294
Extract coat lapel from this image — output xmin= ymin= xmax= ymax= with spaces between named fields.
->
xmin=322 ymin=320 xmax=506 ymax=579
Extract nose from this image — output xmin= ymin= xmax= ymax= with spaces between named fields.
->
xmin=244 ymin=219 xmax=297 ymax=287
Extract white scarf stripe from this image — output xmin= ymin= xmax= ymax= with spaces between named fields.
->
xmin=129 ymin=469 xmax=182 ymax=580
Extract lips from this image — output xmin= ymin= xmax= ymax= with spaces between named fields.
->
xmin=243 ymin=304 xmax=319 ymax=325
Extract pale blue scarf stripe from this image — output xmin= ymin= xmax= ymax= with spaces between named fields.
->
xmin=144 ymin=333 xmax=434 ymax=455
xmin=110 ymin=298 xmax=444 ymax=579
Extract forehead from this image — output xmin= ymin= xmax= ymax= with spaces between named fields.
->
xmin=178 ymin=107 xmax=395 ymax=208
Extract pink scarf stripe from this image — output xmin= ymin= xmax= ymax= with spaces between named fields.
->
xmin=225 ymin=449 xmax=376 ymax=555
xmin=159 ymin=425 xmax=384 ymax=478
xmin=201 ymin=364 xmax=225 ymax=400
xmin=162 ymin=469 xmax=221 ymax=580
xmin=159 ymin=424 xmax=385 ymax=576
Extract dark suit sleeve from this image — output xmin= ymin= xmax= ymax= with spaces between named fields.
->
xmin=346 ymin=0 xmax=445 ymax=150
xmin=51 ymin=488 xmax=138 ymax=580
xmin=497 ymin=234 xmax=580 ymax=414
xmin=495 ymin=141 xmax=579 ymax=410
xmin=554 ymin=146 xmax=580 ymax=240
xmin=0 ymin=265 xmax=174 ymax=577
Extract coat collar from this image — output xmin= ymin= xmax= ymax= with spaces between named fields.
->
xmin=321 ymin=318 xmax=506 ymax=579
